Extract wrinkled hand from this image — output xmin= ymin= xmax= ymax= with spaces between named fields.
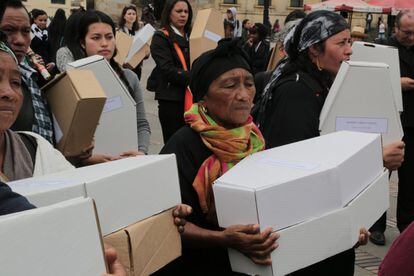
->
xmin=401 ymin=77 xmax=414 ymax=91
xmin=172 ymin=204 xmax=192 ymax=233
xmin=82 ymin=154 xmax=120 ymax=165
xmin=383 ymin=141 xmax=405 ymax=171
xmin=102 ymin=244 xmax=126 ymax=276
xmin=354 ymin=228 xmax=370 ymax=248
xmin=223 ymin=224 xmax=279 ymax=265
xmin=120 ymin=150 xmax=145 ymax=158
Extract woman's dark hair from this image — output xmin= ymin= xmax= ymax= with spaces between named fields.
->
xmin=251 ymin=23 xmax=268 ymax=41
xmin=160 ymin=0 xmax=193 ymax=34
xmin=284 ymin=10 xmax=306 ymax=24
xmin=48 ymin=8 xmax=66 ymax=61
xmin=118 ymin=5 xmax=139 ymax=32
xmin=78 ymin=10 xmax=134 ymax=98
xmin=30 ymin=8 xmax=47 ymax=24
xmin=242 ymin=19 xmax=249 ymax=29
xmin=63 ymin=9 xmax=85 ymax=61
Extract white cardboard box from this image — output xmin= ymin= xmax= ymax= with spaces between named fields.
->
xmin=213 ymin=131 xmax=383 ymax=232
xmin=227 ymin=169 xmax=389 ymax=276
xmin=319 ymin=61 xmax=403 ymax=146
xmin=67 ymin=55 xmax=138 ymax=155
xmin=126 ymin=24 xmax=155 ymax=63
xmin=8 ymin=155 xmax=181 ymax=236
xmin=115 ymin=24 xmax=155 ymax=69
xmin=351 ymin=41 xmax=403 ymax=112
xmin=0 ymin=197 xmax=107 ymax=276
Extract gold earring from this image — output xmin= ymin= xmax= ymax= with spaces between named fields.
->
xmin=316 ymin=57 xmax=323 ymax=71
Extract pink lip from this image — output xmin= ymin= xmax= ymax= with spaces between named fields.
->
xmin=99 ymin=50 xmax=111 ymax=56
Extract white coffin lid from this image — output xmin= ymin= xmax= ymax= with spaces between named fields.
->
xmin=0 ymin=197 xmax=106 ymax=276
xmin=319 ymin=61 xmax=403 ymax=146
xmin=351 ymin=41 xmax=403 ymax=112
xmin=214 ymin=131 xmax=383 ymax=231
xmin=67 ymin=55 xmax=138 ymax=155
xmin=216 ymin=131 xmax=381 ymax=189
xmin=8 ymin=155 xmax=182 ymax=235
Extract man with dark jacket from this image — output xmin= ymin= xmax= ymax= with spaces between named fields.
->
xmin=389 ymin=10 xmax=414 ymax=233
xmin=0 ymin=0 xmax=54 ymax=144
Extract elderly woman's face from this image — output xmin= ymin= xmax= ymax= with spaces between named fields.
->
xmin=315 ymin=29 xmax=352 ymax=75
xmin=0 ymin=52 xmax=23 ymax=132
xmin=203 ymin=68 xmax=255 ymax=129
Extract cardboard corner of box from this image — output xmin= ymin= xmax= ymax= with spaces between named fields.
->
xmin=103 ymin=208 xmax=181 ymax=276
xmin=42 ymin=68 xmax=107 ymax=157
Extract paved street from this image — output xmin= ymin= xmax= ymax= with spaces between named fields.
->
xmin=140 ymin=56 xmax=398 ymax=276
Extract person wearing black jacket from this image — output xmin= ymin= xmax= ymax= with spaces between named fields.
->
xmin=30 ymin=9 xmax=54 ymax=72
xmin=244 ymin=23 xmax=270 ymax=75
xmin=150 ymin=0 xmax=192 ymax=143
xmin=388 ymin=10 xmax=414 ymax=233
xmin=258 ymin=11 xmax=370 ymax=275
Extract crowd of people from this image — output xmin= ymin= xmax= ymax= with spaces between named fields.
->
xmin=0 ymin=0 xmax=413 ymax=275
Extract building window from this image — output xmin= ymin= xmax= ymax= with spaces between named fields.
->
xmin=51 ymin=0 xmax=65 ymax=4
xmin=223 ymin=0 xmax=237 ymax=4
xmin=258 ymin=0 xmax=272 ymax=5
xmin=290 ymin=0 xmax=303 ymax=7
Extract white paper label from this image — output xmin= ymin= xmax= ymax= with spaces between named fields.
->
xmin=204 ymin=30 xmax=222 ymax=43
xmin=335 ymin=117 xmax=388 ymax=134
xmin=103 ymin=96 xmax=123 ymax=113
xmin=258 ymin=158 xmax=320 ymax=171
xmin=52 ymin=114 xmax=63 ymax=143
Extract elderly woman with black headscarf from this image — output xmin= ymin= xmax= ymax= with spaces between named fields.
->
xmin=157 ymin=38 xmax=279 ymax=275
xmin=256 ymin=10 xmax=373 ymax=275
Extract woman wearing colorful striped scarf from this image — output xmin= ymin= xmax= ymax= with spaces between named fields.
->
xmin=156 ymin=38 xmax=279 ymax=275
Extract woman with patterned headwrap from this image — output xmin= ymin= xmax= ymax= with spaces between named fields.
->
xmin=157 ymin=38 xmax=279 ymax=275
xmin=257 ymin=10 xmax=370 ymax=275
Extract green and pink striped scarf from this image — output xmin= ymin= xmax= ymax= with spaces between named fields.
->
xmin=184 ymin=103 xmax=265 ymax=223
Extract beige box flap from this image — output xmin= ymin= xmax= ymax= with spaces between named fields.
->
xmin=104 ymin=209 xmax=181 ymax=276
xmin=190 ymin=8 xmax=224 ymax=64
xmin=66 ymin=70 xmax=107 ymax=100
xmin=115 ymin=31 xmax=133 ymax=66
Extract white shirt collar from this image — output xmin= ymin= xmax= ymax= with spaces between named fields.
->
xmin=170 ymin=24 xmax=184 ymax=37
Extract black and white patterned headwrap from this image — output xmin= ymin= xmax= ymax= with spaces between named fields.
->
xmin=254 ymin=11 xmax=348 ymax=128
xmin=288 ymin=10 xmax=349 ymax=57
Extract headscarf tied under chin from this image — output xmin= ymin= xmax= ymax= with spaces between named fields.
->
xmin=189 ymin=38 xmax=252 ymax=103
xmin=184 ymin=103 xmax=265 ymax=224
